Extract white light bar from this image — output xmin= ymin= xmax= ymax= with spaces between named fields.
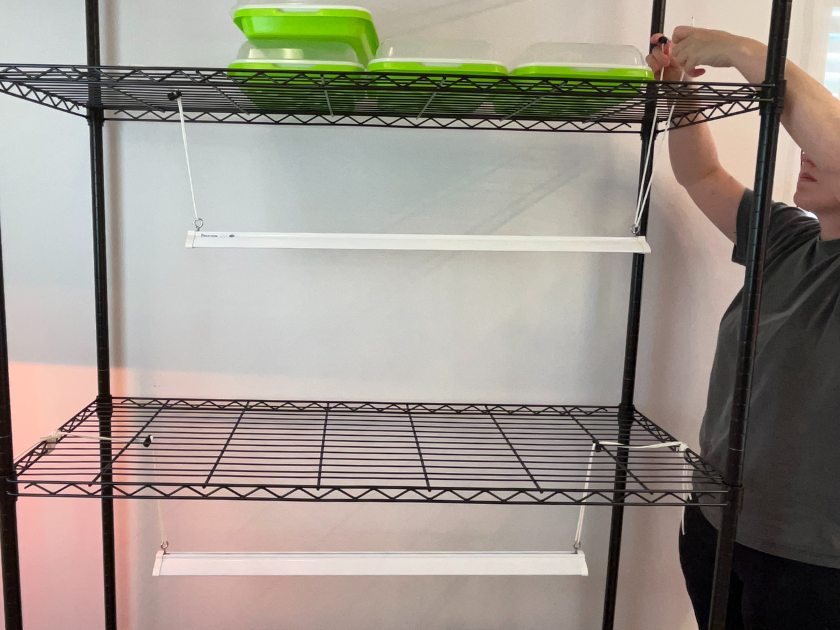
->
xmin=185 ymin=231 xmax=650 ymax=254
xmin=152 ymin=550 xmax=588 ymax=577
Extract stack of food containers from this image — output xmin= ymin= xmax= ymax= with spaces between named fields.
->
xmin=229 ymin=2 xmax=379 ymax=111
xmin=226 ymin=4 xmax=653 ymax=119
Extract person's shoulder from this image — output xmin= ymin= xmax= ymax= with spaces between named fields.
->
xmin=733 ymin=191 xmax=820 ymax=265
xmin=740 ymin=190 xmax=819 ymax=232
xmin=769 ymin=200 xmax=819 ymax=231
xmin=767 ymin=201 xmax=821 ymax=247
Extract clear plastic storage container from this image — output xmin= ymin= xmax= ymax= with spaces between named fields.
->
xmin=228 ymin=40 xmax=364 ymax=114
xmin=367 ymin=38 xmax=507 ymax=76
xmin=511 ymin=43 xmax=652 ymax=80
xmin=501 ymin=43 xmax=653 ymax=120
xmin=231 ymin=3 xmax=379 ymax=65
xmin=364 ymin=38 xmax=506 ymax=118
xmin=229 ymin=39 xmax=365 ymax=72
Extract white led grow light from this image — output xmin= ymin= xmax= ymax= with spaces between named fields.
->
xmin=152 ymin=550 xmax=588 ymax=577
xmin=184 ymin=230 xmax=651 ymax=253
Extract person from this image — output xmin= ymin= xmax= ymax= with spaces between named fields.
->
xmin=646 ymin=27 xmax=840 ymax=630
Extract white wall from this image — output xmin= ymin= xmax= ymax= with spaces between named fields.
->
xmin=0 ymin=1 xmax=808 ymax=629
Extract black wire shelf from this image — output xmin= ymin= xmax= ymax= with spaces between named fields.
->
xmin=0 ymin=64 xmax=766 ymax=133
xmin=12 ymin=397 xmax=726 ymax=505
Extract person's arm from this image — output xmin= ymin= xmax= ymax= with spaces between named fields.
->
xmin=667 ymin=123 xmax=744 ymax=242
xmin=655 ymin=26 xmax=840 ymax=203
xmin=714 ymin=36 xmax=840 ymax=203
xmin=647 ymin=34 xmax=745 ymax=242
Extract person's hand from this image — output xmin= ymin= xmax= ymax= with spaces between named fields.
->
xmin=646 ymin=35 xmax=687 ymax=81
xmin=648 ymin=27 xmax=750 ymax=80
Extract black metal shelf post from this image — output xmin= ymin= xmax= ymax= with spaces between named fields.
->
xmin=85 ymin=1 xmax=117 ymax=629
xmin=601 ymin=2 xmax=666 ymax=629
xmin=708 ymin=1 xmax=793 ymax=628
xmin=0 ymin=171 xmax=23 ymax=630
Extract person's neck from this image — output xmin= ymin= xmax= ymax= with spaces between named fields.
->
xmin=818 ymin=212 xmax=840 ymax=241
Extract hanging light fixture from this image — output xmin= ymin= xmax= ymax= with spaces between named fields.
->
xmin=171 ymin=94 xmax=651 ymax=255
xmin=150 ymin=445 xmax=607 ymax=578
xmin=153 ymin=550 xmax=589 ymax=577
xmin=184 ymin=230 xmax=651 ymax=253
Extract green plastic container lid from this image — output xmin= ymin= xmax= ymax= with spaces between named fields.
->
xmin=367 ymin=38 xmax=508 ymax=76
xmin=510 ymin=43 xmax=653 ymax=80
xmin=231 ymin=3 xmax=379 ymax=65
xmin=229 ymin=39 xmax=365 ymax=72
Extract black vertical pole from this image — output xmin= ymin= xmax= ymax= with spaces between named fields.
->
xmin=601 ymin=2 xmax=666 ymax=628
xmin=0 ymin=220 xmax=24 ymax=630
xmin=86 ymin=1 xmax=117 ymax=629
xmin=707 ymin=1 xmax=792 ymax=628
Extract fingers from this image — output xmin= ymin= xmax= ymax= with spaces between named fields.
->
xmin=649 ymin=32 xmax=693 ymax=78
xmin=645 ymin=53 xmax=665 ymax=73
xmin=647 ymin=45 xmax=673 ymax=68
xmin=672 ymin=43 xmax=705 ymax=79
xmin=649 ymin=33 xmax=675 ymax=65
xmin=678 ymin=62 xmax=705 ymax=78
xmin=672 ymin=25 xmax=695 ymax=44
xmin=649 ymin=33 xmax=673 ymax=54
xmin=674 ymin=49 xmax=696 ymax=76
xmin=650 ymin=47 xmax=670 ymax=65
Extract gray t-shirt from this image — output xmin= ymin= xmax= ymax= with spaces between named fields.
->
xmin=697 ymin=190 xmax=840 ymax=569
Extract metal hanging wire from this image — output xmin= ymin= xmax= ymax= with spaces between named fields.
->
xmin=153 ymin=449 xmax=169 ymax=553
xmin=633 ymin=22 xmax=694 ymax=235
xmin=572 ymin=439 xmax=691 ymax=550
xmin=632 ymin=65 xmax=687 ymax=235
xmin=39 ymin=429 xmax=154 ymax=454
xmin=598 ymin=439 xmax=692 ymax=533
xmin=170 ymin=91 xmax=204 ymax=231
xmin=574 ymin=442 xmax=598 ymax=551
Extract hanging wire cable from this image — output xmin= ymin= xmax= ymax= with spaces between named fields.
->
xmin=153 ymin=449 xmax=170 ymax=552
xmin=632 ymin=66 xmax=686 ymax=234
xmin=170 ymin=91 xmax=204 ymax=231
xmin=40 ymin=430 xmax=154 ymax=449
xmin=633 ymin=19 xmax=694 ymax=234
xmin=600 ymin=439 xmax=692 ymax=533
xmin=574 ymin=442 xmax=598 ymax=550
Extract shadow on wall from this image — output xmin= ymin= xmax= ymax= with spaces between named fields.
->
xmin=367 ymin=0 xmax=531 ymax=37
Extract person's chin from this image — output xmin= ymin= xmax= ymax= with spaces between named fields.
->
xmin=794 ymin=187 xmax=814 ymax=210
xmin=794 ymin=191 xmax=838 ymax=215
xmin=793 ymin=192 xmax=810 ymax=212
xmin=794 ymin=194 xmax=816 ymax=213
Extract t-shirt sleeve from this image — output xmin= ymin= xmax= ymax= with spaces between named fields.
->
xmin=732 ymin=189 xmax=821 ymax=266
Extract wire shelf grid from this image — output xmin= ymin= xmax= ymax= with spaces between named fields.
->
xmin=12 ymin=397 xmax=726 ymax=505
xmin=0 ymin=64 xmax=767 ymax=132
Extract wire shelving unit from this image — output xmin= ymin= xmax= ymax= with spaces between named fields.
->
xmin=0 ymin=1 xmax=793 ymax=629
xmin=0 ymin=64 xmax=764 ymax=131
xmin=14 ymin=398 xmax=724 ymax=505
